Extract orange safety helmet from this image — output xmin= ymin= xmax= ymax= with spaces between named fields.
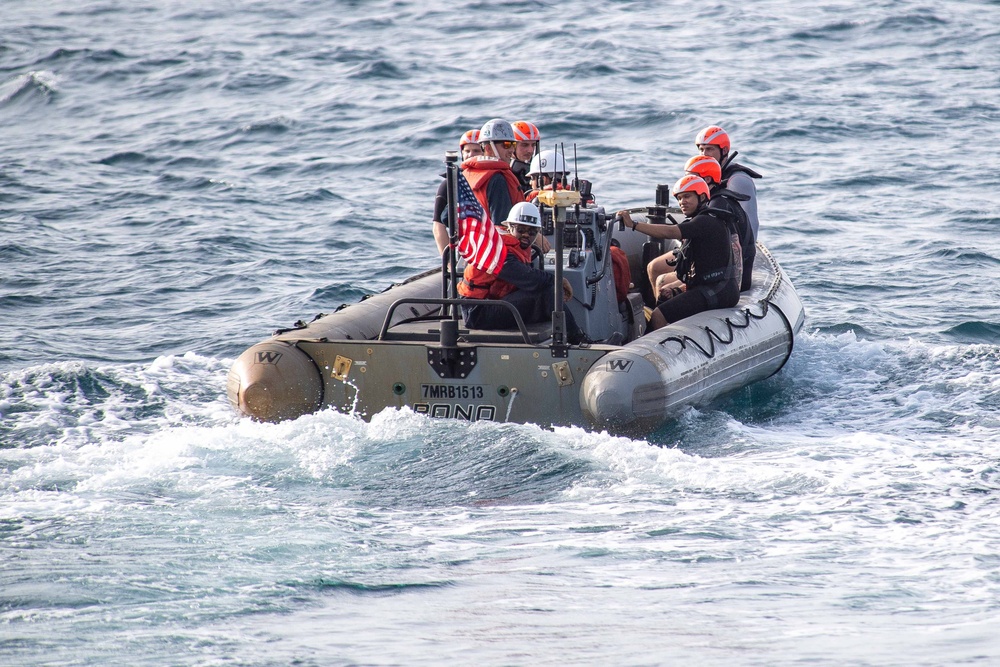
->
xmin=684 ymin=155 xmax=722 ymax=185
xmin=459 ymin=129 xmax=480 ymax=148
xmin=694 ymin=125 xmax=731 ymax=152
xmin=672 ymin=174 xmax=710 ymax=199
xmin=512 ymin=120 xmax=541 ymax=142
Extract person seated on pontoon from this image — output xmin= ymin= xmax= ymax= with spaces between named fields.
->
xmin=695 ymin=125 xmax=762 ymax=245
xmin=647 ymin=155 xmax=754 ymax=297
xmin=458 ymin=202 xmax=586 ymax=344
xmin=618 ymin=175 xmax=740 ymax=332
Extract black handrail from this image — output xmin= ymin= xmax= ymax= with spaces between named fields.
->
xmin=585 ymin=217 xmax=616 ymax=288
xmin=377 ymin=297 xmax=536 ymax=344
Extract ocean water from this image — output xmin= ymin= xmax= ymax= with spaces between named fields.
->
xmin=3 ymin=0 xmax=1000 ymax=664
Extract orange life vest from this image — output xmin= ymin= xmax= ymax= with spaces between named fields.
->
xmin=458 ymin=234 xmax=532 ymax=300
xmin=610 ymin=246 xmax=630 ymax=304
xmin=462 ymin=156 xmax=524 ymax=219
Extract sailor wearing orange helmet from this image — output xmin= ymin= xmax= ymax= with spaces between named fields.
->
xmin=460 ymin=128 xmax=484 ymax=160
xmin=695 ymin=125 xmax=762 ymax=240
xmin=647 ymin=154 xmax=755 ymax=294
xmin=618 ymin=174 xmax=741 ymax=331
xmin=433 ymin=129 xmax=485 ymax=255
xmin=510 ymin=120 xmax=541 ymax=193
xmin=431 ymin=130 xmax=483 ymax=254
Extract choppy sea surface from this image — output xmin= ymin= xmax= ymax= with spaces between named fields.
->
xmin=3 ymin=1 xmax=1000 ymax=664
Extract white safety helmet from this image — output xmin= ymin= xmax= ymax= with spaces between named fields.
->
xmin=527 ymin=149 xmax=567 ymax=177
xmin=478 ymin=118 xmax=516 ymax=144
xmin=504 ymin=202 xmax=542 ymax=228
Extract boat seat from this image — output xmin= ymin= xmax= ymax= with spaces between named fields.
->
xmin=382 ymin=318 xmax=552 ymax=345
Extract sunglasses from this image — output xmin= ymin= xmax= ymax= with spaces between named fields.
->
xmin=512 ymin=224 xmax=539 ymax=236
xmin=498 ymin=141 xmax=517 ymax=149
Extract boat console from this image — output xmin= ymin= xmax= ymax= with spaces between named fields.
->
xmin=536 ymin=200 xmax=641 ymax=344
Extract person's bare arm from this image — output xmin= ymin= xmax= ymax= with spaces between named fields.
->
xmin=618 ymin=210 xmax=681 ymax=240
xmin=432 ymin=221 xmax=450 ymax=255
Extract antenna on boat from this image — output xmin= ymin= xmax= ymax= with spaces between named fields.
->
xmin=571 ymin=143 xmax=592 ymax=204
xmin=572 ymin=143 xmax=582 ymax=221
xmin=535 ymin=141 xmax=583 ymax=358
xmin=573 ymin=144 xmax=578 ymax=187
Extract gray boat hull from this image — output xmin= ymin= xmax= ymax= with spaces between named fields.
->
xmin=581 ymin=245 xmax=803 ymax=433
xmin=227 ymin=239 xmax=803 ymax=435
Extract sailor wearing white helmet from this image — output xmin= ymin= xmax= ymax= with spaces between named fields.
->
xmin=525 ymin=149 xmax=569 ymax=200
xmin=462 ymin=118 xmax=525 ymax=225
xmin=459 ymin=202 xmax=585 ymax=344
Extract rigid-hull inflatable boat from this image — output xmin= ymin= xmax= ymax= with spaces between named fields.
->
xmin=227 ymin=171 xmax=804 ymax=436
